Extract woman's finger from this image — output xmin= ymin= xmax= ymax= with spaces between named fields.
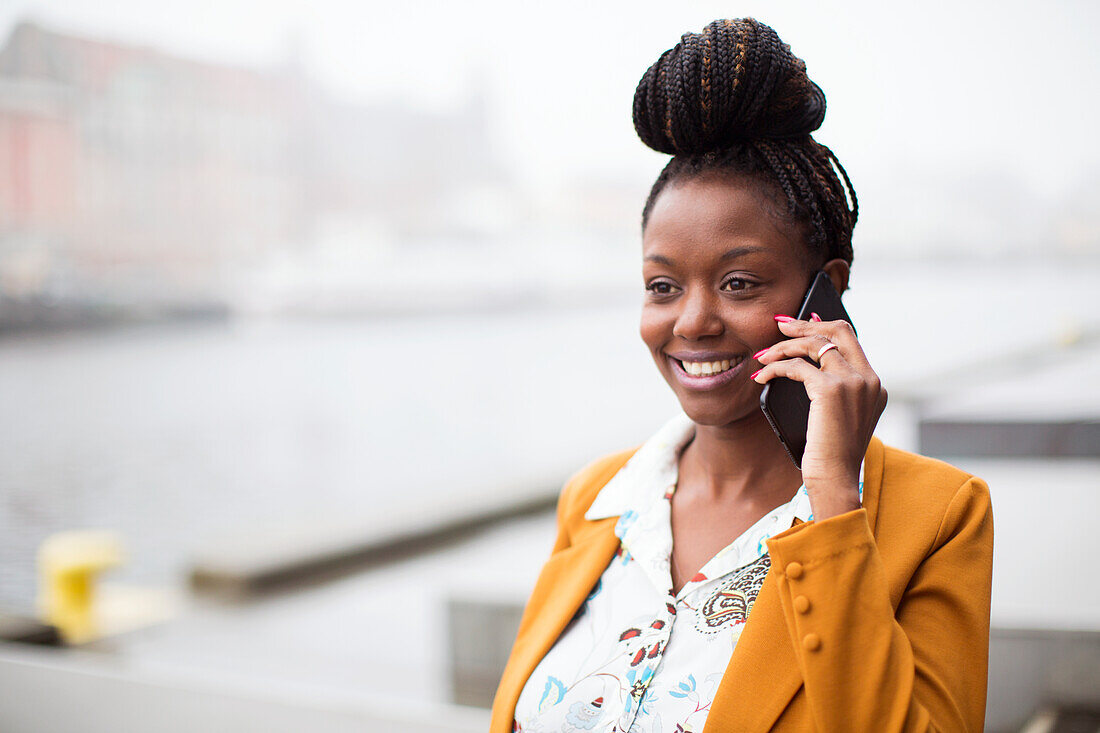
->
xmin=755 ymin=334 xmax=852 ymax=370
xmin=774 ymin=314 xmax=870 ymax=371
xmin=750 ymin=355 xmax=834 ymax=389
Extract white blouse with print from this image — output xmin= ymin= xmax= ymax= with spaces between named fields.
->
xmin=513 ymin=411 xmax=863 ymax=733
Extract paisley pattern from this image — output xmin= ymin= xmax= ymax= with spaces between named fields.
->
xmin=514 ymin=412 xmax=865 ymax=733
xmin=696 ymin=554 xmax=770 ymax=633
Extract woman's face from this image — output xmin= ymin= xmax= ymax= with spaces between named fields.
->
xmin=640 ymin=174 xmax=817 ymax=427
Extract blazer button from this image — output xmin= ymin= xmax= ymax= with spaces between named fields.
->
xmin=786 ymin=561 xmax=804 ymax=579
xmin=802 ymin=633 xmax=822 ymax=651
xmin=793 ymin=595 xmax=811 ymax=614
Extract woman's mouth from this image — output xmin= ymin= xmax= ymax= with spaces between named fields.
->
xmin=668 ymin=355 xmax=745 ymax=390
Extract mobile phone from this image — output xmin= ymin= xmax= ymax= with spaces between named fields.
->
xmin=759 ymin=271 xmax=856 ymax=468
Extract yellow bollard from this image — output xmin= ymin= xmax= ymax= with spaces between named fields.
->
xmin=37 ymin=530 xmax=124 ymax=644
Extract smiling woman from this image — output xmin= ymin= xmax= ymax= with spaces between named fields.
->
xmin=492 ymin=17 xmax=992 ymax=733
xmin=640 ymin=180 xmax=830 ymax=421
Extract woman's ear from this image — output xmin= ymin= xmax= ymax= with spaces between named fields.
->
xmin=821 ymin=259 xmax=850 ymax=295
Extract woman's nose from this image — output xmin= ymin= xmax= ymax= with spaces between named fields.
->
xmin=672 ymin=289 xmax=723 ymax=340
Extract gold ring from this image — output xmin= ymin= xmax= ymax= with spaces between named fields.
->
xmin=816 ymin=342 xmax=838 ymax=362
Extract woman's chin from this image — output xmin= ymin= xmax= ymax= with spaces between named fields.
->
xmin=675 ymin=393 xmax=761 ymax=428
xmin=656 ymin=363 xmax=765 ymax=428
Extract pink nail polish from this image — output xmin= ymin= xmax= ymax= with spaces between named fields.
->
xmin=750 ymin=368 xmax=762 ymax=380
xmin=810 ymin=312 xmax=822 ymax=322
xmin=752 ymin=348 xmax=769 ymax=359
xmin=774 ymin=315 xmax=796 ymax=323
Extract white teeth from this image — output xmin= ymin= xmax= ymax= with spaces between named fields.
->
xmin=680 ymin=358 xmax=738 ymax=377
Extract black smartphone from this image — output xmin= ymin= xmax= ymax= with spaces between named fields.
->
xmin=759 ymin=270 xmax=856 ymax=468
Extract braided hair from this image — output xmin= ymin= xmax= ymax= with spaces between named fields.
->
xmin=635 ymin=18 xmax=858 ymax=266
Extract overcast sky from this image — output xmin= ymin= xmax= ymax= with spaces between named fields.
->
xmin=2 ymin=0 xmax=1097 ymax=213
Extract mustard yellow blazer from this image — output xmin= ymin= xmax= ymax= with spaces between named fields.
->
xmin=491 ymin=437 xmax=993 ymax=732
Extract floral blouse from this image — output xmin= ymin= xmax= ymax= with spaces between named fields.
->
xmin=513 ymin=412 xmax=863 ymax=733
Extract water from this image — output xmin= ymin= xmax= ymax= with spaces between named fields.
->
xmin=0 ymin=305 xmax=679 ymax=609
xmin=2 ymin=258 xmax=1097 ymax=610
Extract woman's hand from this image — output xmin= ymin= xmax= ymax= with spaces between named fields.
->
xmin=751 ymin=314 xmax=888 ymax=521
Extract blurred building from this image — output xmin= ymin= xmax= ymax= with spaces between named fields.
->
xmin=0 ymin=21 xmax=510 ymax=309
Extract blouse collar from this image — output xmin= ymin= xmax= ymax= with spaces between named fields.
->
xmin=585 ymin=411 xmax=864 ymax=524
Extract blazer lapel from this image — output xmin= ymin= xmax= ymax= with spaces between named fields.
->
xmin=703 ymin=437 xmax=886 ymax=731
xmin=491 ymin=516 xmax=620 ymax=730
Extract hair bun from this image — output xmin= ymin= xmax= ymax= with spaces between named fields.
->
xmin=633 ymin=18 xmax=826 ymax=155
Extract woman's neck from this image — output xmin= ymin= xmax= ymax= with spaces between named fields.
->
xmin=678 ymin=411 xmax=804 ymax=506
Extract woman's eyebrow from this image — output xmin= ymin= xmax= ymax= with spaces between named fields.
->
xmin=644 ymin=246 xmax=766 ymax=266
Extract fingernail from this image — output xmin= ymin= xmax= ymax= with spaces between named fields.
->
xmin=750 ymin=368 xmax=762 ymax=380
xmin=774 ymin=315 xmax=796 ymax=323
xmin=810 ymin=312 xmax=822 ymax=322
xmin=752 ymin=348 xmax=769 ymax=359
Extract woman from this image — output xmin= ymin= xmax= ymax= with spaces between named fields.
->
xmin=492 ymin=18 xmax=993 ymax=733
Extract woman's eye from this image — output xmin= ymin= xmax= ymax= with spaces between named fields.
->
xmin=722 ymin=277 xmax=751 ymax=292
xmin=646 ymin=281 xmax=675 ymax=295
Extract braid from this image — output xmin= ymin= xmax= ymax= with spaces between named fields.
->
xmin=783 ymin=142 xmax=833 ymax=255
xmin=634 ymin=18 xmax=858 ymax=265
xmin=669 ymin=41 xmax=694 ymax=151
xmin=822 ymin=142 xmax=859 ymax=227
xmin=751 ymin=141 xmax=800 ymax=221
